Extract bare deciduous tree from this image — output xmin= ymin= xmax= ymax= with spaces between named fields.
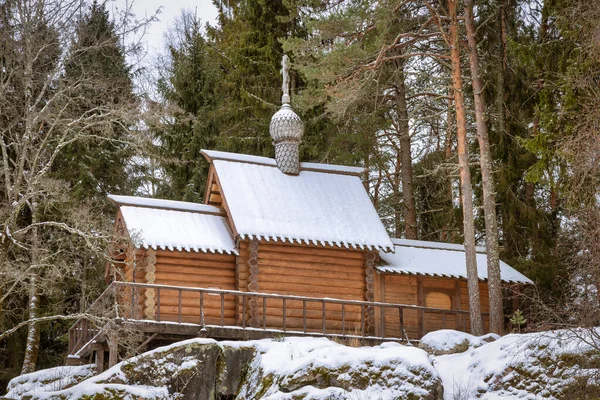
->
xmin=0 ymin=0 xmax=153 ymax=373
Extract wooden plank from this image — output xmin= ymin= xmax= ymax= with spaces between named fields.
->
xmin=263 ymin=308 xmax=362 ymax=322
xmin=155 ymin=257 xmax=236 ymax=269
xmin=257 ymin=274 xmax=365 ymax=289
xmin=384 ymin=293 xmax=418 ymax=302
xmin=256 ymin=262 xmax=363 ymax=276
xmin=154 ymin=279 xmax=235 ymax=290
xmin=385 ymin=275 xmax=418 ymax=285
xmin=209 ymin=193 xmax=223 ymax=204
xmin=255 ymin=264 xmax=364 ymax=279
xmin=212 ymin=169 xmax=239 ymax=238
xmin=154 ymin=271 xmax=235 ymax=284
xmin=156 ymin=306 xmax=236 ymax=318
xmin=257 ymin=243 xmax=365 ymax=260
xmin=155 ymin=250 xmax=235 ymax=262
xmin=155 ymin=269 xmax=235 ymax=280
xmin=420 ymin=277 xmax=458 ymax=289
xmin=258 ymin=282 xmax=363 ymax=298
xmin=257 ymin=252 xmax=364 ymax=266
xmin=155 ymin=297 xmax=236 ymax=310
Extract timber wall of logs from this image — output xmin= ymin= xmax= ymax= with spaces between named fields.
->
xmin=236 ymin=240 xmax=368 ymax=334
xmin=118 ymin=248 xmax=238 ymax=325
xmin=379 ymin=273 xmax=491 ymax=339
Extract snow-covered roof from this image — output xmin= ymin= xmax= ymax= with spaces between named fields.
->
xmin=377 ymin=239 xmax=533 ymax=284
xmin=202 ymin=150 xmax=393 ymax=251
xmin=109 ymin=195 xmax=236 ymax=255
xmin=203 ymin=149 xmax=366 ymax=176
xmin=108 ymin=194 xmax=224 ymax=215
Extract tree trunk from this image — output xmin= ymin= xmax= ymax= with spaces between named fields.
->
xmin=448 ymin=0 xmax=483 ymax=335
xmin=442 ymin=93 xmax=455 ymax=242
xmin=22 ymin=200 xmax=41 ymax=375
xmin=394 ymin=64 xmax=417 ymax=240
xmin=465 ymin=0 xmax=503 ymax=334
xmin=21 ymin=274 xmax=40 ymax=374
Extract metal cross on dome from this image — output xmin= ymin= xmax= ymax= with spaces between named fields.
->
xmin=281 ymin=54 xmax=291 ymax=104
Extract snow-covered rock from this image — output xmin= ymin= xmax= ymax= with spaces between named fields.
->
xmin=419 ymin=329 xmax=499 ymax=356
xmin=236 ymin=338 xmax=442 ymax=399
xmin=435 ymin=328 xmax=600 ymax=399
xmin=8 ymin=329 xmax=600 ymax=400
xmin=6 ymin=337 xmax=441 ymax=400
xmin=5 ymin=364 xmax=95 ymax=399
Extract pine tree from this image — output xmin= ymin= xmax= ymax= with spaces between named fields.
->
xmin=283 ymin=0 xmax=423 ymax=238
xmin=448 ymin=0 xmax=483 ymax=335
xmin=464 ymin=0 xmax=503 ymax=334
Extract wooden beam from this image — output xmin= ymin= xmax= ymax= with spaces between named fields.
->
xmin=107 ymin=334 xmax=118 ymax=368
xmin=417 ymin=277 xmax=424 ymax=338
xmin=93 ymin=343 xmax=106 ymax=373
xmin=203 ymin=164 xmax=216 ymax=205
xmin=211 ymin=170 xmax=239 ymax=238
xmin=248 ymin=239 xmax=260 ymax=327
xmin=365 ymin=251 xmax=376 ymax=335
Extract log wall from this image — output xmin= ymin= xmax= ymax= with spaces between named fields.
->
xmin=118 ymin=248 xmax=237 ymax=325
xmin=380 ymin=273 xmax=491 ymax=339
xmin=237 ymin=240 xmax=368 ymax=334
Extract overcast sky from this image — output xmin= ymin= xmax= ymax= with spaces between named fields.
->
xmin=112 ymin=0 xmax=218 ymax=55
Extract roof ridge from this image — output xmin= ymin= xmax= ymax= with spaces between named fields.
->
xmin=108 ymin=195 xmax=225 ymax=216
xmin=201 ymin=149 xmax=366 ymax=177
xmin=391 ymin=238 xmax=487 ymax=254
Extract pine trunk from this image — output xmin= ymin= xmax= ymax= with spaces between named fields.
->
xmin=465 ymin=0 xmax=503 ymax=334
xmin=448 ymin=0 xmax=483 ymax=335
xmin=394 ymin=65 xmax=417 ymax=240
xmin=442 ymin=93 xmax=454 ymax=242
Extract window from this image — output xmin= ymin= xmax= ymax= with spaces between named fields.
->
xmin=425 ymin=291 xmax=452 ymax=310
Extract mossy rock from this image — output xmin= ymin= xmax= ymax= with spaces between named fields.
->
xmin=217 ymin=345 xmax=256 ymax=397
xmin=115 ymin=342 xmax=221 ymax=399
xmin=279 ymin=361 xmax=442 ymax=399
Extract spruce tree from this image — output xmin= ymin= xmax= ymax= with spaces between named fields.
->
xmin=57 ymin=0 xmax=136 ymax=206
xmin=154 ymin=12 xmax=221 ymax=202
xmin=208 ymin=0 xmax=292 ymax=156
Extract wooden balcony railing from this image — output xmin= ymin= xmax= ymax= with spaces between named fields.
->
xmin=69 ymin=281 xmax=489 ymax=358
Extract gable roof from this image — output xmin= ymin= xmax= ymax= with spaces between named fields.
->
xmin=376 ymin=239 xmax=533 ymax=284
xmin=202 ymin=150 xmax=394 ymax=251
xmin=203 ymin=149 xmax=366 ymax=176
xmin=108 ymin=195 xmax=236 ymax=255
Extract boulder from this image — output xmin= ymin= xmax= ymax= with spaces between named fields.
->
xmin=117 ymin=340 xmax=221 ymax=399
xmin=419 ymin=329 xmax=499 ymax=356
xmin=217 ymin=345 xmax=256 ymax=397
xmin=237 ymin=338 xmax=443 ymax=399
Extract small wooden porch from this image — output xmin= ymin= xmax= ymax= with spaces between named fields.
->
xmin=67 ymin=281 xmax=488 ymax=371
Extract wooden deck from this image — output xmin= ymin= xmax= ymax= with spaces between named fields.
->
xmin=68 ymin=281 xmax=488 ymax=370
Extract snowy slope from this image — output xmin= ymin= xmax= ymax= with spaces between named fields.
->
xmin=434 ymin=329 xmax=600 ymax=399
xmin=6 ymin=338 xmax=440 ymax=399
xmin=6 ymin=329 xmax=599 ymax=399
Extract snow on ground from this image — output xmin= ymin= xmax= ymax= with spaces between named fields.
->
xmin=7 ymin=329 xmax=600 ymax=399
xmin=5 ymin=364 xmax=96 ymax=399
xmin=233 ymin=337 xmax=440 ymax=399
xmin=434 ymin=328 xmax=600 ymax=399
xmin=6 ymin=337 xmax=439 ymax=399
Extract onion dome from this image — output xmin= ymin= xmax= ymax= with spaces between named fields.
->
xmin=270 ymin=55 xmax=304 ymax=175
